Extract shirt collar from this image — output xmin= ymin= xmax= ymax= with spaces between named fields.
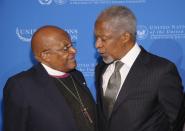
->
xmin=120 ymin=43 xmax=141 ymax=68
xmin=41 ymin=63 xmax=66 ymax=76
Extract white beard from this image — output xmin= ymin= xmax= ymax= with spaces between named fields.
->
xmin=103 ymin=56 xmax=114 ymax=64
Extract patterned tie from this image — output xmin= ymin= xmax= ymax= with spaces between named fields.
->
xmin=103 ymin=61 xmax=124 ymax=118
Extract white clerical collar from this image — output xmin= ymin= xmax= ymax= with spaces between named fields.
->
xmin=41 ymin=63 xmax=66 ymax=76
xmin=120 ymin=43 xmax=141 ymax=68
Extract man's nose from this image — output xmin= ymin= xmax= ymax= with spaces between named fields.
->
xmin=69 ymin=46 xmax=76 ymax=54
xmin=95 ymin=39 xmax=103 ymax=49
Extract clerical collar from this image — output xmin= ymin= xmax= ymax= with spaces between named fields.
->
xmin=41 ymin=63 xmax=67 ymax=77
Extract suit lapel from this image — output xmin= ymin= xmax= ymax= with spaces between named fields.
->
xmin=96 ymin=62 xmax=109 ymax=119
xmin=96 ymin=62 xmax=109 ymax=99
xmin=113 ymin=49 xmax=149 ymax=113
xmin=96 ymin=62 xmax=109 ymax=102
xmin=34 ymin=64 xmax=73 ymax=114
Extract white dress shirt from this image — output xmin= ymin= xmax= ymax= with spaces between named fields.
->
xmin=102 ymin=43 xmax=141 ymax=99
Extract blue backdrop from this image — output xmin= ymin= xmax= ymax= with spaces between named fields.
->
xmin=1 ymin=0 xmax=185 ymax=130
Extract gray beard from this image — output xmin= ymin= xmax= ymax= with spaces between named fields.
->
xmin=103 ymin=56 xmax=114 ymax=64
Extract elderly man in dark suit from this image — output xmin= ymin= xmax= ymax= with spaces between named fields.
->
xmin=4 ymin=26 xmax=96 ymax=131
xmin=94 ymin=6 xmax=185 ymax=131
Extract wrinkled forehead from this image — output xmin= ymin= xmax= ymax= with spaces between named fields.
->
xmin=95 ymin=20 xmax=117 ymax=37
xmin=45 ymin=34 xmax=71 ymax=48
xmin=39 ymin=32 xmax=71 ymax=50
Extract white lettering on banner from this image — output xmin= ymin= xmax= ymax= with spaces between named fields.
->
xmin=70 ymin=0 xmax=146 ymax=4
xmin=53 ymin=0 xmax=67 ymax=5
xmin=137 ymin=25 xmax=185 ymax=40
xmin=38 ymin=0 xmax=146 ymax=5
xmin=16 ymin=27 xmax=36 ymax=42
xmin=16 ymin=27 xmax=78 ymax=43
xmin=65 ymin=29 xmax=78 ymax=45
xmin=77 ymin=63 xmax=96 ymax=77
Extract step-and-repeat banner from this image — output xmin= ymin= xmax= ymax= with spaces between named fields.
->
xmin=0 ymin=0 xmax=185 ymax=130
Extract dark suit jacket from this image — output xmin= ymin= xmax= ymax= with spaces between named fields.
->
xmin=4 ymin=63 xmax=96 ymax=131
xmin=95 ymin=47 xmax=184 ymax=131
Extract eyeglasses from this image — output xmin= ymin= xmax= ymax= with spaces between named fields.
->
xmin=42 ymin=42 xmax=76 ymax=54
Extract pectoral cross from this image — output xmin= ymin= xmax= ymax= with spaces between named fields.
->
xmin=81 ymin=107 xmax=93 ymax=124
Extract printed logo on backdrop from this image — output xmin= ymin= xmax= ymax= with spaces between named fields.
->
xmin=38 ymin=0 xmax=52 ymax=5
xmin=77 ymin=63 xmax=95 ymax=77
xmin=137 ymin=25 xmax=148 ymax=40
xmin=38 ymin=0 xmax=67 ymax=5
xmin=16 ymin=27 xmax=36 ymax=42
xmin=137 ymin=25 xmax=185 ymax=40
xmin=38 ymin=0 xmax=145 ymax=5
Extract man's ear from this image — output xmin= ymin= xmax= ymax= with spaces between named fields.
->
xmin=41 ymin=52 xmax=51 ymax=62
xmin=35 ymin=52 xmax=50 ymax=62
xmin=120 ymin=32 xmax=131 ymax=43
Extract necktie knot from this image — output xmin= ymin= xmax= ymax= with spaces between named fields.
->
xmin=114 ymin=61 xmax=123 ymax=72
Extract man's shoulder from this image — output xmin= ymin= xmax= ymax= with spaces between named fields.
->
xmin=138 ymin=49 xmax=180 ymax=79
xmin=141 ymin=48 xmax=175 ymax=68
xmin=69 ymin=69 xmax=87 ymax=84
xmin=7 ymin=64 xmax=39 ymax=83
xmin=4 ymin=65 xmax=39 ymax=92
xmin=70 ymin=69 xmax=84 ymax=77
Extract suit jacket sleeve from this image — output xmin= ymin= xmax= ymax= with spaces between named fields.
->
xmin=158 ymin=62 xmax=184 ymax=129
xmin=3 ymin=77 xmax=29 ymax=131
